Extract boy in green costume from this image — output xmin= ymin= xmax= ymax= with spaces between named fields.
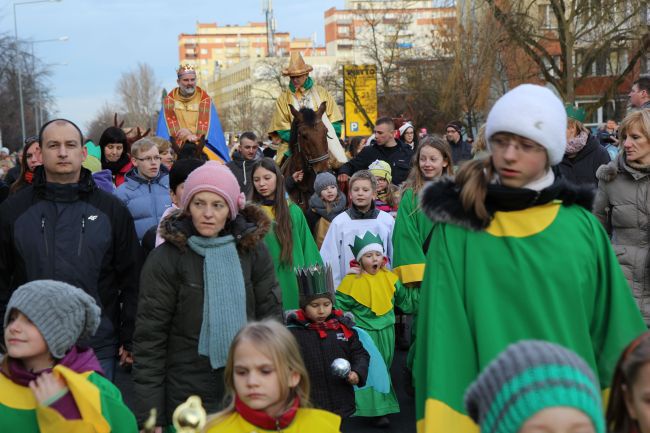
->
xmin=336 ymin=231 xmax=419 ymax=427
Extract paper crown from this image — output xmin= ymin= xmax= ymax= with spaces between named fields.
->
xmin=565 ymin=104 xmax=586 ymax=123
xmin=177 ymin=63 xmax=196 ymax=77
xmin=295 ymin=264 xmax=335 ymax=297
xmin=349 ymin=231 xmax=384 ymax=261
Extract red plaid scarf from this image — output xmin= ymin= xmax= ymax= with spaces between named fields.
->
xmin=296 ymin=309 xmax=354 ymax=340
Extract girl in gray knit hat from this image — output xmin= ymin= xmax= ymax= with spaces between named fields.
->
xmin=0 ymin=280 xmax=136 ymax=432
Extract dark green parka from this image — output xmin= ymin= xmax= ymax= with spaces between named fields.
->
xmin=133 ymin=204 xmax=283 ymax=426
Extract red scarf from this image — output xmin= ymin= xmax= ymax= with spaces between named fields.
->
xmin=235 ymin=395 xmax=300 ymax=430
xmin=296 ymin=309 xmax=354 ymax=340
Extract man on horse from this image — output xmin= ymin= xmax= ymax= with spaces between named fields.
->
xmin=268 ymin=52 xmax=346 ymax=165
xmin=156 ymin=64 xmax=230 ymax=162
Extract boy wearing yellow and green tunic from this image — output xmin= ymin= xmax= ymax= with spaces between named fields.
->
xmin=336 ymin=232 xmax=419 ymax=427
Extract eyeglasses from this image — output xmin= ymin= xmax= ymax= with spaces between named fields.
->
xmin=134 ymin=156 xmax=162 ymax=163
xmin=490 ymin=137 xmax=545 ymax=154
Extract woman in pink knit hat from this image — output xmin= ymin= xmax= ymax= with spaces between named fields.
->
xmin=132 ymin=161 xmax=283 ymax=432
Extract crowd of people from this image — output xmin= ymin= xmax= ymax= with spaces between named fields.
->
xmin=0 ymin=62 xmax=649 ymax=433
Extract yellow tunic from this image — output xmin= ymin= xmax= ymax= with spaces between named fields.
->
xmin=269 ymin=83 xmax=343 ymax=135
xmin=206 ymin=408 xmax=341 ymax=433
xmin=172 ymin=89 xmax=202 ymax=134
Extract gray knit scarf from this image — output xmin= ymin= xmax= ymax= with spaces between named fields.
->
xmin=187 ymin=234 xmax=247 ymax=369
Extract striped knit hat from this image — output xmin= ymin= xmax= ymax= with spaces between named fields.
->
xmin=464 ymin=340 xmax=604 ymax=433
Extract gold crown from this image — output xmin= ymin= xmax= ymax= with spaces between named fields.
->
xmin=177 ymin=63 xmax=196 ymax=76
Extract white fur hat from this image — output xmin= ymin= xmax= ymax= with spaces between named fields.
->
xmin=486 ymin=84 xmax=567 ymax=165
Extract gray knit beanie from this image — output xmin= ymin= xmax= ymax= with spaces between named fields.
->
xmin=313 ymin=172 xmax=337 ymax=196
xmin=3 ymin=280 xmax=101 ymax=359
xmin=464 ymin=340 xmax=604 ymax=433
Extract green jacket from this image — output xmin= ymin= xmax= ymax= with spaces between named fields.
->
xmin=133 ymin=205 xmax=283 ymax=427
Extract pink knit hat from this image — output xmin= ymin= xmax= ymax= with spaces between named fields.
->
xmin=180 ymin=161 xmax=246 ymax=219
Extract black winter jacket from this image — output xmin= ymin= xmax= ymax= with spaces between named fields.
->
xmin=449 ymin=139 xmax=473 ymax=166
xmin=338 ymin=139 xmax=413 ymax=186
xmin=558 ymin=133 xmax=611 ymax=188
xmin=0 ymin=166 xmax=141 ymax=356
xmin=286 ymin=309 xmax=370 ymax=417
xmin=226 ymin=152 xmax=258 ymax=200
xmin=133 ymin=204 xmax=283 ymax=426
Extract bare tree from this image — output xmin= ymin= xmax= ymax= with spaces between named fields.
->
xmin=86 ymin=102 xmax=119 ymax=145
xmin=115 ymin=62 xmax=161 ymax=130
xmin=437 ymin=1 xmax=504 ymax=135
xmin=0 ymin=34 xmax=54 ymax=150
xmin=484 ymin=0 xmax=650 ymax=112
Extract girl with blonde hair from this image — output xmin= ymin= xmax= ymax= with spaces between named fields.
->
xmin=204 ymin=320 xmax=341 ymax=432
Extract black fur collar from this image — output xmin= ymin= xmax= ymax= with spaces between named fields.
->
xmin=420 ymin=177 xmax=595 ymax=231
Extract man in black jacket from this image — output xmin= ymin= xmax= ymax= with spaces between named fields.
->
xmin=226 ymin=131 xmax=260 ymax=200
xmin=0 ymin=119 xmax=141 ymax=381
xmin=445 ymin=121 xmax=473 ymax=166
xmin=337 ymin=117 xmax=413 ymax=186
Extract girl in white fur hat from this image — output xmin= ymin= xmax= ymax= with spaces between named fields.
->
xmin=413 ymin=84 xmax=646 ymax=433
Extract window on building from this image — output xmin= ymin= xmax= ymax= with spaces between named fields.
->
xmin=200 ymin=48 xmax=208 ymax=55
xmin=538 ymin=4 xmax=557 ymax=29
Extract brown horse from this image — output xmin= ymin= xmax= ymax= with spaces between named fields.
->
xmin=282 ymin=102 xmax=331 ymax=211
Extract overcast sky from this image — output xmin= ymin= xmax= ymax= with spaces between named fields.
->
xmin=0 ymin=0 xmax=345 ymax=132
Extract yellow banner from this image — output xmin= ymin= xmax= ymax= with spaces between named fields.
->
xmin=343 ymin=65 xmax=377 ymax=137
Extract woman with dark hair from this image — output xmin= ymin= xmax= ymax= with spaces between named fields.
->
xmin=99 ymin=126 xmax=132 ymax=187
xmin=607 ymin=332 xmax=650 ymax=433
xmin=398 ymin=122 xmax=417 ymax=150
xmin=413 ymin=84 xmax=645 ymax=431
xmin=9 ymin=136 xmax=43 ymax=195
xmin=9 ymin=137 xmax=41 ymax=195
xmin=251 ymin=157 xmax=322 ymax=310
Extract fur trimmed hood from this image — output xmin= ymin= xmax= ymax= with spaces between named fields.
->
xmin=158 ymin=203 xmax=271 ymax=252
xmin=420 ymin=176 xmax=595 ymax=231
xmin=596 ymin=153 xmax=650 ymax=183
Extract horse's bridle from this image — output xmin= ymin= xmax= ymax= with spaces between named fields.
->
xmin=296 ymin=135 xmax=329 ymax=166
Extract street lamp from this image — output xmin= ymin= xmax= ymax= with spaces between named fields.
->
xmin=30 ymin=37 xmax=69 ymax=133
xmin=13 ymin=0 xmax=63 ymax=144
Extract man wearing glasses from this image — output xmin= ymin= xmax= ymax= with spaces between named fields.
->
xmin=445 ymin=121 xmax=473 ymax=167
xmin=115 ymin=137 xmax=171 ymax=242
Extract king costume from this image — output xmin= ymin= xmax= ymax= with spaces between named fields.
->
xmin=156 ymin=64 xmax=230 ymax=162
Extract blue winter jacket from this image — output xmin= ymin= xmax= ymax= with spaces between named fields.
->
xmin=114 ymin=168 xmax=172 ymax=241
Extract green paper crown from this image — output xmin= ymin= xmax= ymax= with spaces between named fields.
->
xmin=349 ymin=231 xmax=384 ymax=260
xmin=565 ymin=104 xmax=586 ymax=123
xmin=294 ymin=264 xmax=335 ymax=297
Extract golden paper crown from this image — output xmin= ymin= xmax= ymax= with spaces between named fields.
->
xmin=177 ymin=63 xmax=196 ymax=77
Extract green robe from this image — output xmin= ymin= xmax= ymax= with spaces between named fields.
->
xmin=414 ymin=202 xmax=646 ymax=433
xmin=336 ymin=271 xmax=419 ymax=417
xmin=262 ymin=202 xmax=323 ymax=310
xmin=391 ymin=187 xmax=432 ymax=371
xmin=392 ymin=188 xmax=433 ymax=285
